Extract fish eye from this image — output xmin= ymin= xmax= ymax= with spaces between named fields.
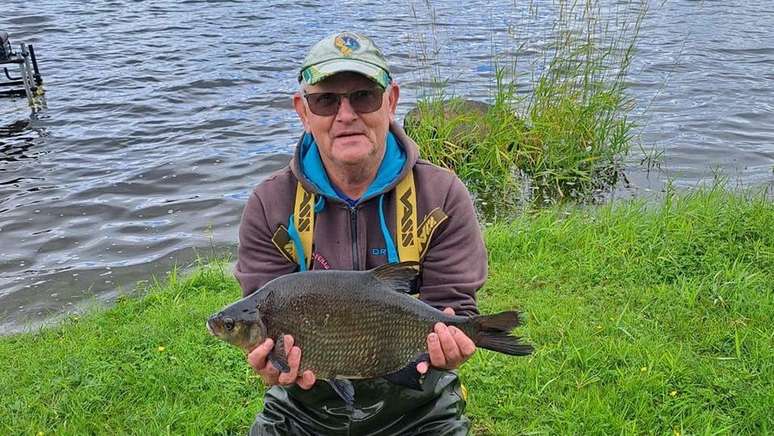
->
xmin=224 ymin=317 xmax=235 ymax=331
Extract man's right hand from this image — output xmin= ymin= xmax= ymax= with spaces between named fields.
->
xmin=247 ymin=335 xmax=316 ymax=389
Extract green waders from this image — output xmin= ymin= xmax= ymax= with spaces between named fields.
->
xmin=249 ymin=369 xmax=469 ymax=436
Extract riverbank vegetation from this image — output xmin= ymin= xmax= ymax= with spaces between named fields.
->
xmin=406 ymin=0 xmax=646 ymax=219
xmin=2 ymin=188 xmax=772 ymax=434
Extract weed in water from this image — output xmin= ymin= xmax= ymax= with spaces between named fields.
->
xmin=406 ymin=0 xmax=647 ymax=220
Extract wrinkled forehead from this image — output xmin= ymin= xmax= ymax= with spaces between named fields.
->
xmin=303 ymin=71 xmax=383 ymax=93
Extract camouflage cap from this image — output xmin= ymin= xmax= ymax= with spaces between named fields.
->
xmin=298 ymin=32 xmax=392 ymax=89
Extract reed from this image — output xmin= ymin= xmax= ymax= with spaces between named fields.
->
xmin=405 ymin=0 xmax=646 ymax=220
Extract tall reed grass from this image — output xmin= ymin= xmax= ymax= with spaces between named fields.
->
xmin=406 ymin=0 xmax=646 ymax=220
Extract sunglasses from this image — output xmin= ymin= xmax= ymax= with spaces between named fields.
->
xmin=303 ymin=88 xmax=385 ymax=116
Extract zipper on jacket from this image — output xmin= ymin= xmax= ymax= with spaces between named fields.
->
xmin=349 ymin=207 xmax=359 ymax=270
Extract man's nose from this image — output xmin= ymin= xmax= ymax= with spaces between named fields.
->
xmin=335 ymin=95 xmax=358 ymax=121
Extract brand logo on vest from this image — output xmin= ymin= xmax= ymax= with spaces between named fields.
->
xmin=418 ymin=214 xmax=437 ymax=249
xmin=312 ymin=252 xmax=330 ymax=270
xmin=296 ymin=190 xmax=314 ymax=232
xmin=400 ymin=188 xmax=414 ymax=247
xmin=283 ymin=240 xmax=296 ymax=259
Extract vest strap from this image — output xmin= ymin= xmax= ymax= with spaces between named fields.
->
xmin=293 ymin=183 xmax=315 ymax=270
xmin=396 ymin=170 xmax=420 ymax=263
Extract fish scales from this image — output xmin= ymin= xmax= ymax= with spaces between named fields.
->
xmin=261 ymin=271 xmax=434 ymax=379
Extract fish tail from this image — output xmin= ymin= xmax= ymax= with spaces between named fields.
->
xmin=469 ymin=311 xmax=534 ymax=356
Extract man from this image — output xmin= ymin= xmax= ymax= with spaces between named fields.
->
xmin=234 ymin=31 xmax=488 ymax=435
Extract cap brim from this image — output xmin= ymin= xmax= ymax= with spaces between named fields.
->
xmin=301 ymin=59 xmax=391 ymax=88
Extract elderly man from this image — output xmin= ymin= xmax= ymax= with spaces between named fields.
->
xmin=234 ymin=31 xmax=488 ymax=435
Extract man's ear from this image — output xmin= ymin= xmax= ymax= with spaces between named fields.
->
xmin=293 ymin=93 xmax=311 ymax=132
xmin=387 ymin=82 xmax=400 ymax=121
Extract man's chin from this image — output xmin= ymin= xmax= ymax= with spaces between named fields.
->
xmin=332 ymin=144 xmax=375 ymax=163
xmin=336 ymin=155 xmax=372 ymax=168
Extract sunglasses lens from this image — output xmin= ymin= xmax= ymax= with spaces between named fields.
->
xmin=307 ymin=93 xmax=341 ymax=116
xmin=305 ymin=89 xmax=384 ymax=116
xmin=349 ymin=89 xmax=383 ymax=113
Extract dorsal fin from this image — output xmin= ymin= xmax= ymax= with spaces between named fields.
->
xmin=371 ymin=261 xmax=420 ymax=293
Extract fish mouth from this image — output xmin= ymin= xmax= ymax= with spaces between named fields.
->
xmin=205 ymin=318 xmax=216 ymax=336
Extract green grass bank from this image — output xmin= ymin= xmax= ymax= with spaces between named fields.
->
xmin=1 ymin=188 xmax=772 ymax=435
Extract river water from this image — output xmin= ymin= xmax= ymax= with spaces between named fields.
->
xmin=1 ymin=1 xmax=772 ymax=334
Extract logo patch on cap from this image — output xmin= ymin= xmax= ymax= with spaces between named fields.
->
xmin=334 ymin=32 xmax=361 ymax=57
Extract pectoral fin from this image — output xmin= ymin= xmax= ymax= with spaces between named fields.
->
xmin=268 ymin=334 xmax=290 ymax=373
xmin=329 ymin=378 xmax=355 ymax=407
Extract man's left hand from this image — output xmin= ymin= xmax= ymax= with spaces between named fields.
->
xmin=417 ymin=308 xmax=477 ymax=373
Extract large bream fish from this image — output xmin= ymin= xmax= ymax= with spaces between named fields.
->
xmin=207 ymin=261 xmax=533 ymax=403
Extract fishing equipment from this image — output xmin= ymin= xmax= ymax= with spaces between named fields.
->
xmin=0 ymin=31 xmax=45 ymax=111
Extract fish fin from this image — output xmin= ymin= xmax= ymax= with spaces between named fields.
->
xmin=471 ymin=311 xmax=534 ymax=356
xmin=328 ymin=378 xmax=355 ymax=406
xmin=371 ymin=261 xmax=420 ymax=293
xmin=475 ymin=311 xmax=522 ymax=331
xmin=268 ymin=335 xmax=291 ymax=372
xmin=268 ymin=352 xmax=290 ymax=373
xmin=382 ymin=353 xmax=428 ymax=391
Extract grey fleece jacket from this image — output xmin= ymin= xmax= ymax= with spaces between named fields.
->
xmin=234 ymin=122 xmax=487 ymax=316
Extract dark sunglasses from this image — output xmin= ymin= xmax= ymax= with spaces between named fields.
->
xmin=303 ymin=88 xmax=385 ymax=116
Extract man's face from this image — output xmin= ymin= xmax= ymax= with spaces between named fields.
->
xmin=293 ymin=72 xmax=399 ymax=170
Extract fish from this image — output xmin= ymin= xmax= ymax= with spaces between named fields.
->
xmin=207 ymin=261 xmax=533 ymax=404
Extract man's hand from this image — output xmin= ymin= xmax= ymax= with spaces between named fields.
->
xmin=417 ymin=308 xmax=477 ymax=373
xmin=247 ymin=335 xmax=316 ymax=389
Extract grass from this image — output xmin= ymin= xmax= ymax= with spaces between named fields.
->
xmin=1 ymin=187 xmax=772 ymax=435
xmin=465 ymin=186 xmax=773 ymax=434
xmin=405 ymin=0 xmax=646 ymax=219
xmin=0 ymin=266 xmax=258 ymax=435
